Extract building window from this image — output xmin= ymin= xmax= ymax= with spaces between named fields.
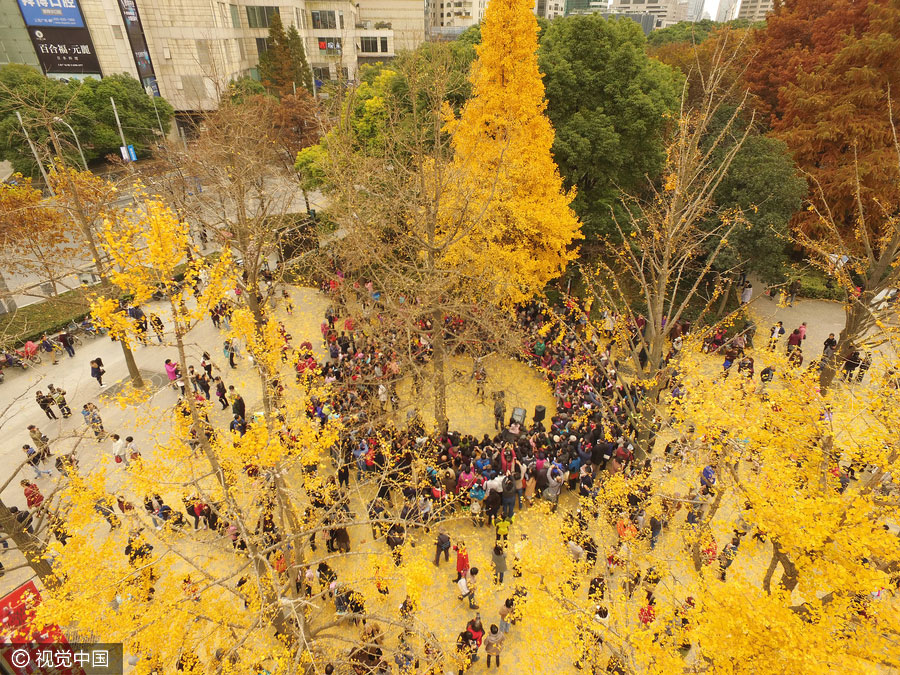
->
xmin=380 ymin=37 xmax=388 ymax=52
xmin=313 ymin=65 xmax=330 ymax=81
xmin=230 ymin=4 xmax=241 ymax=28
xmin=311 ymin=10 xmax=337 ymax=29
xmin=360 ymin=37 xmax=378 ymax=53
xmin=256 ymin=37 xmax=272 ymax=56
xmin=247 ymin=6 xmax=279 ymax=29
xmin=196 ymin=39 xmax=212 ymax=65
xmin=111 ymin=24 xmax=123 ymax=39
xmin=341 ymin=67 xmax=349 ymax=81
xmin=317 ymin=37 xmax=342 ymax=55
xmin=339 ymin=10 xmax=345 ymax=29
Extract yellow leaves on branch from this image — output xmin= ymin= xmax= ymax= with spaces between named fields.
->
xmin=440 ymin=0 xmax=581 ymax=305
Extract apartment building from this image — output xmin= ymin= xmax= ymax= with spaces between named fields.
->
xmin=607 ymin=0 xmax=689 ymax=28
xmin=685 ymin=0 xmax=704 ymax=22
xmin=425 ymin=0 xmax=487 ymax=36
xmin=534 ymin=0 xmax=565 ymax=20
xmin=716 ymin=0 xmax=738 ymax=22
xmin=736 ymin=0 xmax=774 ymax=22
xmin=3 ymin=0 xmax=425 ymax=112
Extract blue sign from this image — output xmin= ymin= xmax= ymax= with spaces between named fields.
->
xmin=127 ymin=144 xmax=137 ymax=162
xmin=17 ymin=0 xmax=85 ymax=28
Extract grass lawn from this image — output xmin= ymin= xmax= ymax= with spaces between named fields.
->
xmin=0 ymin=285 xmax=94 ymax=347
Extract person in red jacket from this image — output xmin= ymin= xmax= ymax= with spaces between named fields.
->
xmin=454 ymin=542 xmax=470 ymax=582
xmin=21 ymin=480 xmax=44 ymax=510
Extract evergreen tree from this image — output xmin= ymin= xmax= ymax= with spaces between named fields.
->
xmin=257 ymin=12 xmax=293 ymax=96
xmin=286 ymin=24 xmax=315 ymax=95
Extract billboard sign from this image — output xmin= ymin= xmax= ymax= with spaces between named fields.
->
xmin=28 ymin=27 xmax=101 ymax=75
xmin=116 ymin=0 xmax=159 ymax=95
xmin=16 ymin=0 xmax=85 ymax=28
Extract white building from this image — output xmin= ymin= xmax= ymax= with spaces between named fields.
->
xmin=3 ymin=0 xmax=426 ymax=112
xmin=686 ymin=0 xmax=705 ymax=22
xmin=716 ymin=0 xmax=738 ymax=22
xmin=607 ymin=0 xmax=689 ymax=28
xmin=534 ymin=0 xmax=565 ymax=20
xmin=736 ymin=0 xmax=774 ymax=22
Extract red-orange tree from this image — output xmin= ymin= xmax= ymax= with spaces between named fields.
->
xmin=748 ymin=0 xmax=900 ymax=233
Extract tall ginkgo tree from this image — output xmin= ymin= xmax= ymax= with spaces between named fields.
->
xmin=441 ymin=0 xmax=581 ymax=306
xmin=322 ymin=0 xmax=580 ymax=432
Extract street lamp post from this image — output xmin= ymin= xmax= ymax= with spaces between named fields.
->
xmin=145 ymin=86 xmax=165 ymax=138
xmin=52 ymin=117 xmax=88 ymax=171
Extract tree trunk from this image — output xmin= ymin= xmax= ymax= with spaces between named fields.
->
xmin=715 ymin=276 xmax=733 ymax=318
xmin=0 ymin=271 xmax=16 ymax=313
xmin=431 ymin=309 xmax=448 ymax=434
xmin=0 ymin=501 xmax=55 ymax=585
xmin=47 ymin=129 xmax=144 ymax=389
xmin=762 ymin=544 xmax=778 ymax=594
xmin=171 ymin=318 xmax=298 ymax=642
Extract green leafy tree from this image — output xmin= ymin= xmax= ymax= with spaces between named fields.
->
xmin=646 ymin=18 xmax=756 ymax=46
xmin=285 ymin=24 xmax=315 ymax=95
xmin=0 ymin=65 xmax=91 ymax=175
xmin=538 ymin=15 xmax=682 ymax=239
xmin=74 ymin=74 xmax=173 ymax=157
xmin=710 ymin=134 xmax=807 ymax=282
xmin=258 ymin=12 xmax=292 ymax=95
xmin=0 ymin=66 xmax=172 ymax=176
xmin=226 ymin=75 xmax=267 ymax=103
xmin=294 ymin=143 xmax=327 ymax=210
xmin=259 ymin=13 xmax=314 ymax=96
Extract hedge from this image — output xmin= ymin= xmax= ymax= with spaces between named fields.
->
xmin=0 ymin=257 xmax=204 ymax=348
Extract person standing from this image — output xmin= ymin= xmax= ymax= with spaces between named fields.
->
xmin=841 ymin=350 xmax=861 ymax=382
xmin=35 ymin=391 xmax=57 ymax=420
xmin=224 ymin=339 xmax=236 ymax=368
xmin=786 ymin=329 xmax=802 ymax=354
xmin=718 ymin=536 xmax=741 ymax=581
xmin=164 ymin=359 xmax=181 ymax=391
xmin=40 ymin=334 xmax=59 ymax=365
xmin=201 ymin=352 xmax=216 ymax=378
xmin=787 ymin=279 xmax=801 ymax=306
xmin=81 ymin=403 xmax=106 ymax=439
xmin=21 ymin=480 xmax=44 ymax=511
xmin=454 ymin=542 xmax=470 ymax=582
xmin=188 ymin=365 xmax=201 ymax=395
xmin=110 ymin=433 xmax=128 ymax=466
xmin=484 ymin=624 xmax=505 ymax=669
xmin=195 ymin=371 xmax=211 ymax=400
xmin=23 ymin=445 xmax=52 ymax=479
xmin=434 ymin=531 xmax=452 ymax=566
xmin=498 ymin=598 xmax=514 ymax=633
xmin=768 ymin=322 xmax=785 ymax=351
xmin=48 ymin=385 xmax=71 ymax=418
xmin=457 ymin=567 xmax=479 ymax=609
xmin=493 ymin=393 xmax=506 ymax=431
xmin=215 ymin=377 xmax=228 ymax=410
xmin=28 ymin=425 xmax=50 ymax=457
xmin=149 ymin=313 xmax=165 ymax=343
xmin=856 ymin=352 xmax=873 ymax=383
xmin=823 ymin=333 xmax=838 ymax=358
xmin=57 ymin=331 xmax=75 ymax=358
xmin=492 ymin=545 xmax=507 ymax=584
xmin=90 ymin=359 xmax=105 ymax=387
xmin=740 ymin=282 xmax=752 ymax=305
xmin=125 ymin=436 xmax=141 ymax=462
xmin=230 ymin=388 xmax=245 ymax=419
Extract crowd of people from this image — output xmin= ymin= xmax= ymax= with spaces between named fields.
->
xmin=6 ymin=269 xmax=881 ymax=673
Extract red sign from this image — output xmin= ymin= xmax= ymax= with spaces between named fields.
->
xmin=0 ymin=582 xmax=81 ymax=674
